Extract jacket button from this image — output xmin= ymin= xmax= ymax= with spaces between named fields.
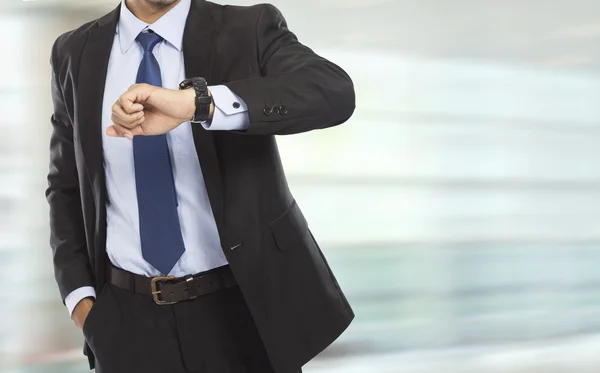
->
xmin=279 ymin=106 xmax=288 ymax=115
xmin=271 ymin=106 xmax=280 ymax=115
xmin=263 ymin=107 xmax=271 ymax=116
xmin=233 ymin=102 xmax=241 ymax=109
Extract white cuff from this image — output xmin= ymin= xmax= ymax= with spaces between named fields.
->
xmin=201 ymin=85 xmax=249 ymax=131
xmin=65 ymin=286 xmax=96 ymax=317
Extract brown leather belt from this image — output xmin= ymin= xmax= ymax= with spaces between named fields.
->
xmin=108 ymin=264 xmax=237 ymax=305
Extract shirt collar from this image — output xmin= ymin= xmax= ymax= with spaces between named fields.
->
xmin=117 ymin=0 xmax=191 ymax=54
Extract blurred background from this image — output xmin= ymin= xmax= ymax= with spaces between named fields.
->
xmin=2 ymin=0 xmax=600 ymax=372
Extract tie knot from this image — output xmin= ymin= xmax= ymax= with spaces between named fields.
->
xmin=136 ymin=30 xmax=163 ymax=53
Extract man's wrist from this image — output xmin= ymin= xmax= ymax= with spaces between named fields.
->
xmin=183 ymin=88 xmax=196 ymax=122
xmin=207 ymin=88 xmax=214 ymax=120
xmin=65 ymin=286 xmax=96 ymax=316
xmin=72 ymin=297 xmax=94 ymax=319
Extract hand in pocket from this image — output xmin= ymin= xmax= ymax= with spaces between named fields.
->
xmin=73 ymin=297 xmax=95 ymax=331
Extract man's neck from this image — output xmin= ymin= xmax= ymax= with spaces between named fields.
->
xmin=125 ymin=0 xmax=181 ymax=24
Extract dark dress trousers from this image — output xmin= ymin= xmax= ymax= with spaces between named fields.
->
xmin=47 ymin=1 xmax=355 ymax=372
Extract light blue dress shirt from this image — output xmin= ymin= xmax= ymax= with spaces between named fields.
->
xmin=65 ymin=0 xmax=250 ymax=315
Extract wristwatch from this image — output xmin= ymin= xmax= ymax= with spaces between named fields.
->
xmin=178 ymin=77 xmax=212 ymax=123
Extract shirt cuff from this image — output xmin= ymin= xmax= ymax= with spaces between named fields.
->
xmin=65 ymin=286 xmax=96 ymax=317
xmin=201 ymin=85 xmax=250 ymax=131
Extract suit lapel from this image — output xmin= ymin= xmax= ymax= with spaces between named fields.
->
xmin=183 ymin=0 xmax=225 ymax=231
xmin=77 ymin=5 xmax=119 ymax=212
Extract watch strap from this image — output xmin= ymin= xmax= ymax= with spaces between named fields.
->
xmin=179 ymin=77 xmax=212 ymax=122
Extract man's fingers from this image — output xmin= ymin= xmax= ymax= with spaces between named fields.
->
xmin=112 ymin=102 xmax=144 ymax=129
xmin=106 ymin=126 xmax=118 ymax=137
xmin=107 ymin=124 xmax=133 ymax=140
xmin=115 ymin=83 xmax=151 ymax=115
xmin=108 ymin=84 xmax=154 ymax=139
xmin=120 ymin=83 xmax=153 ymax=112
xmin=118 ymin=93 xmax=145 ymax=114
xmin=107 ymin=115 xmax=147 ymax=139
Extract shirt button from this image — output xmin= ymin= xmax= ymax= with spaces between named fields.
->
xmin=233 ymin=102 xmax=241 ymax=109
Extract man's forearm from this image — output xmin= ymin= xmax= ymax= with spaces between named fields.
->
xmin=224 ymin=62 xmax=355 ymax=136
xmin=222 ymin=4 xmax=355 ymax=136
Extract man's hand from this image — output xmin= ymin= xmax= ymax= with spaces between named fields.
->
xmin=72 ymin=297 xmax=95 ymax=331
xmin=108 ymin=84 xmax=212 ymax=139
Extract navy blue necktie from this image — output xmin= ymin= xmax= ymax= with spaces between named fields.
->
xmin=133 ymin=31 xmax=185 ymax=275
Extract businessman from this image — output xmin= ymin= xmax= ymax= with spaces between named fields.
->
xmin=47 ymin=0 xmax=355 ymax=372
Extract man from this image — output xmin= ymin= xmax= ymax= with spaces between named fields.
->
xmin=47 ymin=0 xmax=355 ymax=372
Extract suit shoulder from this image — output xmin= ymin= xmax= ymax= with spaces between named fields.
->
xmin=210 ymin=2 xmax=285 ymax=24
xmin=51 ymin=19 xmax=95 ymax=65
xmin=51 ymin=7 xmax=117 ymax=68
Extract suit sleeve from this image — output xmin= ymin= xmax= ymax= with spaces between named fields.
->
xmin=46 ymin=41 xmax=95 ymax=303
xmin=224 ymin=4 xmax=356 ymax=135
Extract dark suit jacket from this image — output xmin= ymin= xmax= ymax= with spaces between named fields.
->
xmin=47 ymin=1 xmax=355 ymax=371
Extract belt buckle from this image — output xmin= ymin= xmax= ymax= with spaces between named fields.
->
xmin=151 ymin=276 xmax=177 ymax=305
